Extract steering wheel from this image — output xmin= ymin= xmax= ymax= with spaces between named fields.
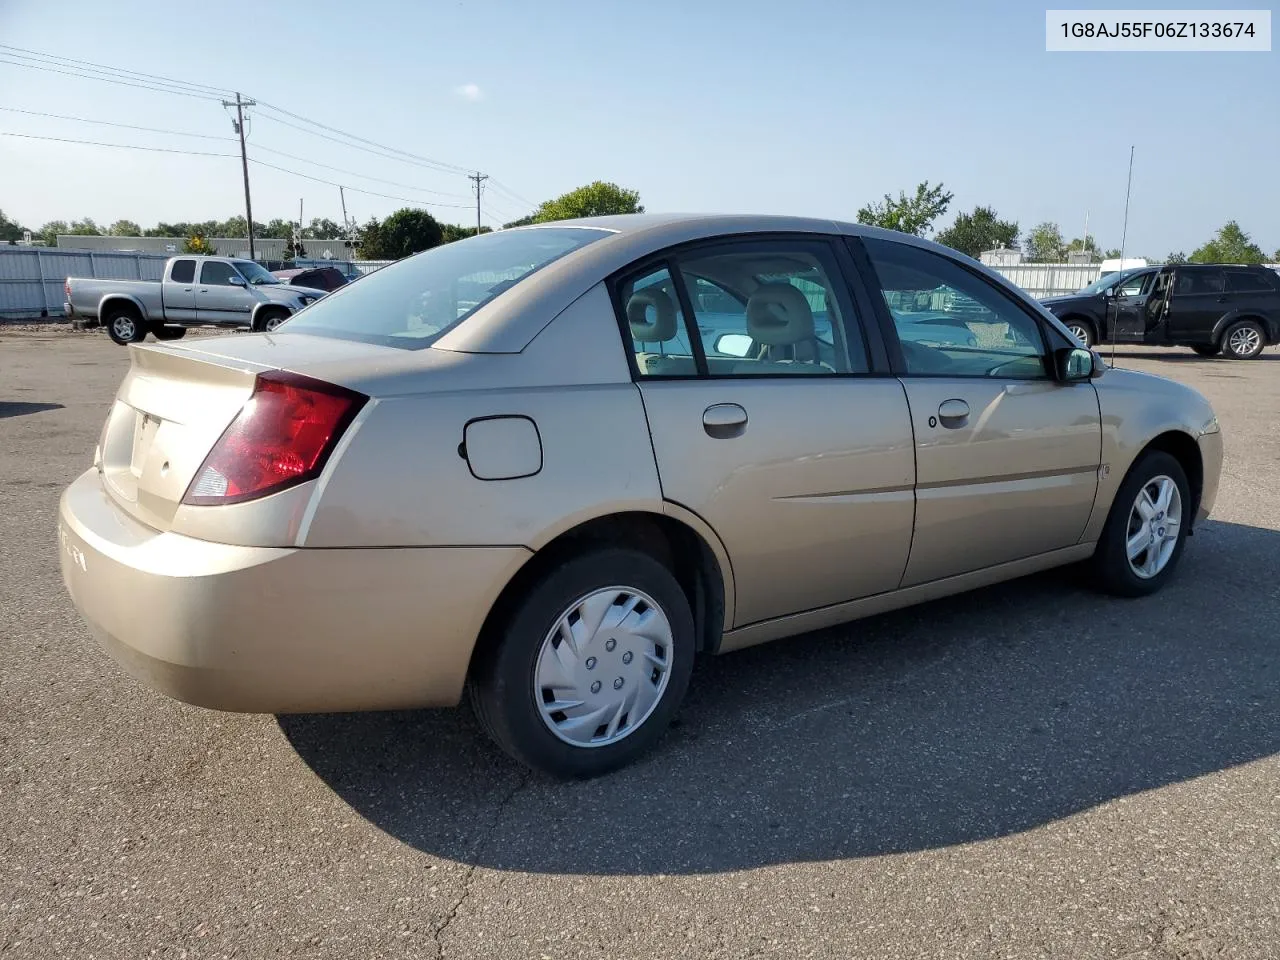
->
xmin=899 ymin=340 xmax=955 ymax=373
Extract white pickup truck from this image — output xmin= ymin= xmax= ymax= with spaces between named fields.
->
xmin=64 ymin=255 xmax=328 ymax=345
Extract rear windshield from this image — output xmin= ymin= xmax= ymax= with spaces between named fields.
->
xmin=281 ymin=227 xmax=612 ymax=349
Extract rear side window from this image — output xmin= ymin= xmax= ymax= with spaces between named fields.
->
xmin=170 ymin=259 xmax=195 ymax=283
xmin=1226 ymin=269 xmax=1276 ymax=293
xmin=283 ymin=227 xmax=611 ymax=349
xmin=1174 ymin=269 xmax=1225 ymax=295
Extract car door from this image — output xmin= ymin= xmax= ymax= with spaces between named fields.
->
xmin=195 ymin=260 xmax=254 ymax=325
xmin=853 ymin=236 xmax=1101 ymax=587
xmin=1108 ymin=269 xmax=1156 ymax=341
xmin=1165 ymin=267 xmax=1228 ymax=342
xmin=618 ymin=237 xmax=916 ymax=628
xmin=161 ymin=258 xmax=198 ymax=322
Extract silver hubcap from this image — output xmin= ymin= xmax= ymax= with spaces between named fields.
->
xmin=113 ymin=316 xmax=136 ymax=340
xmin=1228 ymin=326 xmax=1261 ymax=356
xmin=534 ymin=586 xmax=673 ymax=748
xmin=1126 ymin=475 xmax=1182 ymax=579
xmin=265 ymin=315 xmax=283 ymax=331
xmin=1067 ymin=323 xmax=1090 ymax=345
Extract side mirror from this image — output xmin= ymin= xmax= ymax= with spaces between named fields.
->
xmin=228 ymin=275 xmax=246 ymax=287
xmin=715 ymin=332 xmax=753 ymax=358
xmin=1054 ymin=346 xmax=1097 ymax=382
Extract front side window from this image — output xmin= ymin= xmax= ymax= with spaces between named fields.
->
xmin=1116 ymin=271 xmax=1151 ymax=297
xmin=235 ymin=260 xmax=281 ymax=285
xmin=284 ymin=227 xmax=611 ymax=349
xmin=200 ymin=261 xmax=242 ymax=286
xmin=863 ymin=238 xmax=1047 ymax=379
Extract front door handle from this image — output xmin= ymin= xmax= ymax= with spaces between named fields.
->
xmin=937 ymin=398 xmax=970 ymax=429
xmin=1216 ymin=295 xmax=1229 ymax=303
xmin=702 ymin=402 xmax=747 ymax=439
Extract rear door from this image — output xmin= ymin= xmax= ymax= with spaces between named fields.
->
xmin=1165 ymin=267 xmax=1228 ymax=342
xmin=161 ymin=259 xmax=198 ymax=322
xmin=852 ymin=236 xmax=1101 ymax=587
xmin=196 ymin=260 xmax=254 ymax=325
xmin=619 ymin=236 xmax=916 ymax=628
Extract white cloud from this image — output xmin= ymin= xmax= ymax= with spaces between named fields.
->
xmin=454 ymin=83 xmax=483 ymax=102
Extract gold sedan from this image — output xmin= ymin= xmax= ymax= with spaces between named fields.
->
xmin=57 ymin=215 xmax=1223 ymax=778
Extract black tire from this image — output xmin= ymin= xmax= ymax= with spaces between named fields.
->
xmin=1191 ymin=344 xmax=1219 ymax=357
xmin=468 ymin=548 xmax=696 ymax=779
xmin=152 ymin=325 xmax=187 ymax=341
xmin=253 ymin=309 xmax=289 ymax=333
xmin=1220 ymin=319 xmax=1265 ymax=359
xmin=104 ymin=307 xmax=147 ymax=345
xmin=1062 ymin=318 xmax=1095 ymax=349
xmin=1090 ymin=450 xmax=1192 ymax=598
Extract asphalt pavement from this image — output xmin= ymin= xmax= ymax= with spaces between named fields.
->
xmin=2 ymin=329 xmax=1278 ymax=959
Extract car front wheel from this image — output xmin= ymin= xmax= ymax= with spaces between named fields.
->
xmin=468 ymin=548 xmax=696 ymax=778
xmin=1091 ymin=450 xmax=1191 ymax=597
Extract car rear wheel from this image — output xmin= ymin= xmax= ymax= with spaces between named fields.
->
xmin=468 ymin=548 xmax=695 ymax=779
xmin=1090 ymin=450 xmax=1191 ymax=597
xmin=1191 ymin=344 xmax=1219 ymax=357
xmin=1221 ymin=320 xmax=1265 ymax=359
xmin=104 ymin=307 xmax=147 ymax=345
xmin=152 ymin=325 xmax=187 ymax=341
xmin=1063 ymin=318 xmax=1095 ymax=348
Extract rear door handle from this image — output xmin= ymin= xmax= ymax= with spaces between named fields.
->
xmin=1216 ymin=295 xmax=1229 ymax=303
xmin=937 ymin=398 xmax=970 ymax=429
xmin=702 ymin=402 xmax=747 ymax=439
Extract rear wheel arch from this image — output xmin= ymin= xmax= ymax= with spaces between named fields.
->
xmin=469 ymin=510 xmax=729 ymax=684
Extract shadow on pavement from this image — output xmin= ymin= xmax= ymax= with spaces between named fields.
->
xmin=0 ymin=401 xmax=65 ymax=419
xmin=279 ymin=519 xmax=1279 ymax=875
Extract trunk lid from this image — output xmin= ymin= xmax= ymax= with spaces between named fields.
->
xmin=97 ymin=345 xmax=270 ymax=530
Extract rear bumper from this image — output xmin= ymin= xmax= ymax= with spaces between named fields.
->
xmin=58 ymin=468 xmax=530 ymax=713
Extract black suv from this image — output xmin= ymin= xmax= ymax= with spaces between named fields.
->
xmin=1041 ymin=264 xmax=1280 ymax=359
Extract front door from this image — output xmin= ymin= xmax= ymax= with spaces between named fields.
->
xmin=1109 ymin=270 xmax=1155 ymax=341
xmin=618 ymin=240 xmax=916 ymax=628
xmin=857 ymin=236 xmax=1102 ymax=586
xmin=195 ymin=260 xmax=254 ymax=324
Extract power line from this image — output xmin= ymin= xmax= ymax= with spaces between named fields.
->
xmin=0 ymin=130 xmax=235 ymax=158
xmin=249 ymin=143 xmax=472 ymax=198
xmin=248 ymin=158 xmax=474 ymax=210
xmin=253 ymin=99 xmax=473 ymax=176
xmin=0 ymin=44 xmax=232 ymax=98
xmin=0 ymin=55 xmax=224 ymax=102
xmin=487 ymin=178 xmax=537 ymax=209
xmin=251 ymin=112 xmax=470 ymax=178
xmin=0 ymin=106 xmax=233 ymax=141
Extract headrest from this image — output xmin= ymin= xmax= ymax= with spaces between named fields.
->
xmin=627 ymin=287 xmax=679 ymax=342
xmin=746 ymin=283 xmax=815 ymax=346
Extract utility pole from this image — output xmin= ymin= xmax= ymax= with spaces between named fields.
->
xmin=339 ymin=186 xmax=353 ymax=259
xmin=221 ymin=93 xmax=257 ymax=260
xmin=339 ymin=186 xmax=349 ymax=233
xmin=469 ymin=171 xmax=488 ymax=235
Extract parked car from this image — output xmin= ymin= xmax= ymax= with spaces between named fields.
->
xmin=57 ymin=215 xmax=1222 ymax=779
xmin=65 ymin=256 xmax=328 ymax=345
xmin=1042 ymin=263 xmax=1280 ymax=358
xmin=271 ymin=266 xmax=351 ymax=292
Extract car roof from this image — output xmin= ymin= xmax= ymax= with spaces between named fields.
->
xmin=433 ymin=213 xmax=987 ymax=354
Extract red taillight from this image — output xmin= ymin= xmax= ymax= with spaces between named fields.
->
xmin=183 ymin=372 xmax=366 ymax=506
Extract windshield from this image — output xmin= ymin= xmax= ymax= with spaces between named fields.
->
xmin=282 ymin=227 xmax=612 ymax=349
xmin=1076 ymin=269 xmax=1141 ymax=296
xmin=236 ymin=260 xmax=282 ymax=285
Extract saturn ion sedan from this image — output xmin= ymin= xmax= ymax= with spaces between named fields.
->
xmin=58 ymin=214 xmax=1223 ymax=778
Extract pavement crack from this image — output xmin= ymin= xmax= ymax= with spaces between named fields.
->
xmin=431 ymin=771 xmax=530 ymax=958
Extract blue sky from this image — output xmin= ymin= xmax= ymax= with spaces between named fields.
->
xmin=1 ymin=0 xmax=1276 ymax=257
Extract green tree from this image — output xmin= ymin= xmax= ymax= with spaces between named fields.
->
xmin=1103 ymin=248 xmax=1122 ymax=259
xmin=364 ymin=208 xmax=442 ymax=259
xmin=107 ymin=219 xmax=142 ymax=236
xmin=1189 ymin=221 xmax=1267 ymax=265
xmin=439 ymin=223 xmax=493 ymax=244
xmin=1025 ymin=222 xmax=1067 ymax=262
xmin=304 ymin=217 xmax=343 ymax=238
xmin=531 ymin=181 xmax=643 ymax=223
xmin=856 ymin=181 xmax=953 ymax=237
xmin=36 ymin=220 xmax=68 ymax=245
xmin=0 ymin=209 xmax=27 ymax=242
xmin=1066 ymin=235 xmax=1102 ymax=260
xmin=935 ymin=205 xmax=1018 ymax=258
xmin=1165 ymin=251 xmax=1187 ymax=264
xmin=260 ymin=218 xmax=294 ymax=240
xmin=1273 ymin=248 xmax=1280 ymax=262
xmin=66 ymin=218 xmax=101 ymax=235
xmin=503 ymin=214 xmax=536 ymax=228
xmin=355 ymin=217 xmax=383 ymax=259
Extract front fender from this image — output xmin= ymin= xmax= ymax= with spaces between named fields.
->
xmin=249 ymin=301 xmax=295 ymax=329
xmin=1080 ymin=368 xmax=1220 ymax=542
